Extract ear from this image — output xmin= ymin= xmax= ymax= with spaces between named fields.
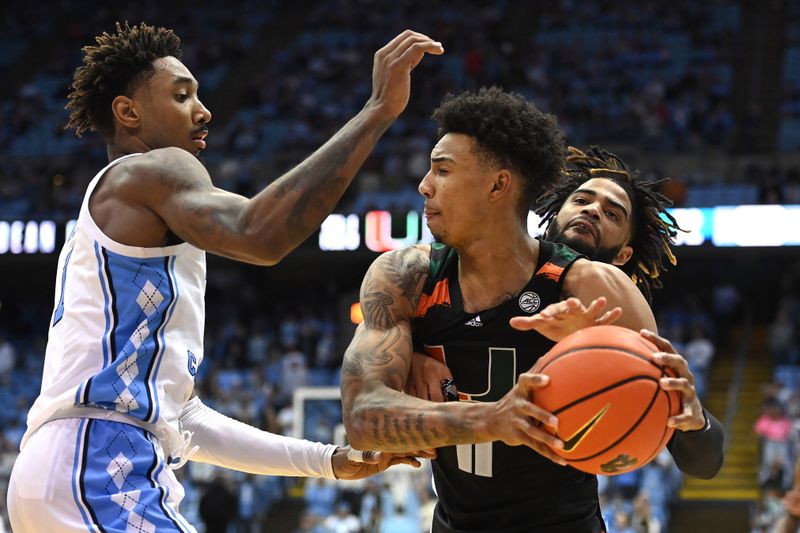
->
xmin=111 ymin=95 xmax=140 ymax=130
xmin=611 ymin=244 xmax=633 ymax=266
xmin=489 ymin=169 xmax=512 ymax=200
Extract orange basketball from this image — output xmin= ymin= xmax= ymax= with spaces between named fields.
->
xmin=532 ymin=325 xmax=681 ymax=476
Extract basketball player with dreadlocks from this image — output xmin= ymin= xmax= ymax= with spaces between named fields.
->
xmin=514 ymin=145 xmax=722 ymax=456
xmin=338 ymin=88 xmax=709 ymax=533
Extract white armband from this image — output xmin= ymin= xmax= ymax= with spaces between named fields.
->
xmin=179 ymin=396 xmax=338 ymax=479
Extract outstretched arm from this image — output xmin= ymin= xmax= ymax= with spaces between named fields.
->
xmin=561 ymin=259 xmax=658 ymax=333
xmin=340 ymin=246 xmax=566 ymax=463
xmin=179 ymin=396 xmax=433 ymax=480
xmin=115 ymin=31 xmax=444 ymax=264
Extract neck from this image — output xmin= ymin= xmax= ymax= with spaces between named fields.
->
xmin=455 ymin=222 xmax=538 ymax=313
xmin=107 ymin=134 xmax=152 ymax=162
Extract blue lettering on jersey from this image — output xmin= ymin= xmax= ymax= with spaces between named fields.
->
xmin=187 ymin=350 xmax=198 ymax=377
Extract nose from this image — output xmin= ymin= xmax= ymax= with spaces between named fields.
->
xmin=418 ymin=171 xmax=434 ymax=198
xmin=196 ymin=98 xmax=212 ymax=125
xmin=580 ymin=201 xmax=601 ymax=219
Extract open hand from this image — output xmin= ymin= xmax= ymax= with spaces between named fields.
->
xmin=331 ymin=446 xmax=437 ymax=480
xmin=368 ymin=30 xmax=444 ymax=119
xmin=510 ymin=297 xmax=622 ymax=342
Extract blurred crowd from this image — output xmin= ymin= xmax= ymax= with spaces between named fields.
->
xmin=751 ymin=264 xmax=800 ymax=532
xmin=2 ymin=0 xmax=800 ymax=223
xmin=2 ymin=0 xmax=800 ymax=531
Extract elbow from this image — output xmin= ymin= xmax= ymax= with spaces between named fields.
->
xmin=342 ymin=407 xmax=375 ymax=451
xmin=346 ymin=432 xmax=372 ymax=452
xmin=698 ymin=455 xmax=725 ymax=480
xmin=690 ymin=464 xmax=722 ymax=480
xmin=238 ymin=230 xmax=292 ymax=266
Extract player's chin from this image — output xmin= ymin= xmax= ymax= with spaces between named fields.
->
xmin=561 ymin=233 xmax=597 ymax=256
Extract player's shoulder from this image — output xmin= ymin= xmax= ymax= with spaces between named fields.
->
xmin=567 ymin=258 xmax=630 ymax=285
xmin=372 ymin=244 xmax=431 ymax=276
xmin=110 ymin=147 xmax=209 ymax=188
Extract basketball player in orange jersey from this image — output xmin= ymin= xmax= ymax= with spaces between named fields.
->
xmin=7 ymin=23 xmax=442 ymax=533
xmin=339 ymin=88 xmax=694 ymax=532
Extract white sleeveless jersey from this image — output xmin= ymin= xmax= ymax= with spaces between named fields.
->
xmin=22 ymin=153 xmax=206 ymax=461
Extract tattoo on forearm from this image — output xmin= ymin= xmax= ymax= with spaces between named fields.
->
xmin=271 ymin=112 xmax=391 ymax=244
xmin=391 ymin=418 xmax=408 ymax=446
xmin=382 ymin=414 xmax=397 ymax=446
xmin=360 ymin=405 xmax=476 ymax=449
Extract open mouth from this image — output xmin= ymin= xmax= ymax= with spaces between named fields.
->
xmin=568 ymin=219 xmax=598 ymax=240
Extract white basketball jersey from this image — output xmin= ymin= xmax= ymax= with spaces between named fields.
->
xmin=23 ymin=153 xmax=206 ymax=461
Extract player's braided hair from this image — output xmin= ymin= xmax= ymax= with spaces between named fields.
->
xmin=432 ymin=86 xmax=566 ymax=218
xmin=536 ymin=146 xmax=683 ymax=302
xmin=66 ymin=22 xmax=181 ymax=139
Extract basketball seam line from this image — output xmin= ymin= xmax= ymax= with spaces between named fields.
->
xmin=539 ymin=344 xmax=660 ymax=373
xmin=566 ymin=380 xmax=662 ymax=463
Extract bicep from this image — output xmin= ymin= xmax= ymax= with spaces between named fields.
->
xmin=341 ymin=249 xmax=426 ymax=396
xmin=570 ymin=263 xmax=658 ymax=333
xmin=161 ymin=185 xmax=252 ymax=259
xmin=604 ymin=283 xmax=657 ymax=333
xmin=136 ymin=148 xmax=265 ymax=263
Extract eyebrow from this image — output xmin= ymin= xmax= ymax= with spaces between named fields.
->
xmin=431 ymin=156 xmax=455 ymax=164
xmin=173 ymin=76 xmax=198 ymax=87
xmin=572 ymin=188 xmax=629 ymax=218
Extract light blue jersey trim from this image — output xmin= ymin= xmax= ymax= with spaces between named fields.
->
xmin=95 ymin=242 xmax=113 ymax=369
xmin=71 ymin=418 xmax=100 ymax=533
xmin=146 ymin=434 xmax=194 ymax=533
xmin=148 ymin=255 xmax=179 ymax=424
xmin=82 ymin=250 xmax=175 ymax=420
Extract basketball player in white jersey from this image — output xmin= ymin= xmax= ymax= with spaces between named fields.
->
xmin=7 ymin=22 xmax=443 ymax=532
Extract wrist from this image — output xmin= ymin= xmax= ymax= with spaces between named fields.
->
xmin=683 ymin=413 xmax=711 ymax=434
xmin=330 ymin=446 xmax=346 ymax=479
xmin=361 ymin=99 xmax=399 ymax=127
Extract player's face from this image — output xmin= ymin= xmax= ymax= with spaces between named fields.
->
xmin=418 ymin=133 xmax=497 ymax=245
xmin=130 ymin=56 xmax=212 ymax=155
xmin=548 ymin=178 xmax=633 ymax=266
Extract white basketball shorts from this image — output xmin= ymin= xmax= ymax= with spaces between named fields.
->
xmin=7 ymin=417 xmax=197 ymax=532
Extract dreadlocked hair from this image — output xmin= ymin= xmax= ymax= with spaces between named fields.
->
xmin=432 ymin=86 xmax=566 ymax=218
xmin=535 ymin=146 xmax=684 ymax=302
xmin=66 ymin=22 xmax=181 ymax=139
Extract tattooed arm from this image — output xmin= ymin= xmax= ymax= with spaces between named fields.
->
xmin=341 ymin=246 xmax=567 ymax=463
xmin=91 ymin=31 xmax=443 ymax=262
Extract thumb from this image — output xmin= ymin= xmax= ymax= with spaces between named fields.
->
xmin=509 ymin=316 xmax=540 ymax=331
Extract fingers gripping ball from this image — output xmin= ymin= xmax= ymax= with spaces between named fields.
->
xmin=533 ymin=325 xmax=681 ymax=475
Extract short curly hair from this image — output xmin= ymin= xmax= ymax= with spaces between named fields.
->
xmin=66 ymin=22 xmax=182 ymax=139
xmin=536 ymin=146 xmax=684 ymax=302
xmin=432 ymin=86 xmax=566 ymax=218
